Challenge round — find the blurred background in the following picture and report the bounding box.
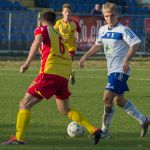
[0,0,150,57]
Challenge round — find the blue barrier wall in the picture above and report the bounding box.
[0,11,149,52]
[0,11,38,51]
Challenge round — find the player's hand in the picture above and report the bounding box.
[123,58,129,73]
[20,63,29,73]
[79,55,86,68]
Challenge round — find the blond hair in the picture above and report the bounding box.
[62,3,71,10]
[102,2,118,14]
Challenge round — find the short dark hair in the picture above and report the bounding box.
[62,3,71,10]
[42,10,56,24]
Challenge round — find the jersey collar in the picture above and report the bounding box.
[62,18,71,24]
[108,22,119,30]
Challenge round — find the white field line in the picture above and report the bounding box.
[0,68,38,71]
[0,68,149,71]
[0,68,150,81]
[0,73,150,81]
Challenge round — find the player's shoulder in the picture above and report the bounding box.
[34,26,42,34]
[100,24,107,29]
[70,19,78,24]
[35,25,45,30]
[99,24,107,31]
[117,23,132,33]
[70,19,80,29]
[56,19,62,23]
[34,26,46,35]
[117,23,126,28]
[55,19,63,25]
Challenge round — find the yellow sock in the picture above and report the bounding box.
[68,108,96,134]
[16,109,31,142]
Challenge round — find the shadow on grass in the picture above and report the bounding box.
[22,131,150,149]
[142,96,150,98]
[1,124,150,150]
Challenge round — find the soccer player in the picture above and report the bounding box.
[54,3,81,85]
[1,11,101,145]
[79,2,150,138]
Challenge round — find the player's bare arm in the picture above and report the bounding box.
[79,44,102,68]
[123,43,141,73]
[20,35,42,73]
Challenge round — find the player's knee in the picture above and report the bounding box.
[19,99,28,109]
[115,98,126,107]
[103,96,113,106]
[19,95,36,109]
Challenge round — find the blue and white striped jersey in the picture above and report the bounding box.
[95,23,141,75]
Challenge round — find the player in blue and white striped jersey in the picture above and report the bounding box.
[79,2,150,138]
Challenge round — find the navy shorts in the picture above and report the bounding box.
[105,73,129,95]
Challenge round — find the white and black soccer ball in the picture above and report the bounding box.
[67,121,84,137]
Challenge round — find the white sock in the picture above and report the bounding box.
[101,106,115,133]
[123,100,146,124]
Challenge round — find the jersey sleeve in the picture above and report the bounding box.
[123,27,141,47]
[34,27,42,36]
[54,20,60,31]
[95,28,103,45]
[73,20,81,33]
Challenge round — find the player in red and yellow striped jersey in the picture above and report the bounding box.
[1,11,101,145]
[54,3,81,85]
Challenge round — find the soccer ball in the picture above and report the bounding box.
[67,121,84,137]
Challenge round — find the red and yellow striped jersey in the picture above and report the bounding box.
[34,25,72,79]
[54,19,81,52]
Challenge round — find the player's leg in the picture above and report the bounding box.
[56,98,98,134]
[69,51,75,85]
[1,93,42,145]
[115,94,150,137]
[101,90,115,138]
[70,69,75,85]
[1,74,45,145]
[55,75,101,144]
[15,74,46,143]
[101,73,120,138]
[55,98,101,144]
[16,93,42,142]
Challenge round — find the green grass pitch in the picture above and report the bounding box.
[0,59,150,150]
